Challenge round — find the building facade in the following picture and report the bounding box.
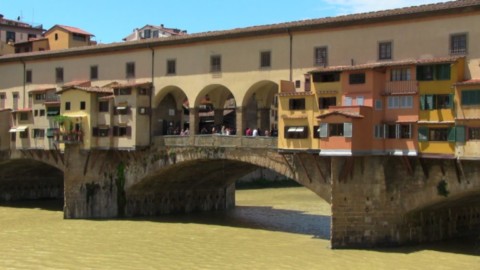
[0,0,479,159]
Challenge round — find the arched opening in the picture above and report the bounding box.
[153,86,189,136]
[0,159,64,203]
[242,81,278,136]
[194,84,236,135]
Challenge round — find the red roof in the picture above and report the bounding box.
[46,24,94,36]
[62,80,91,88]
[111,81,152,89]
[317,110,364,119]
[29,85,56,93]
[57,86,113,94]
[455,79,480,86]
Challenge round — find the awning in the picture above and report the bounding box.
[16,126,28,132]
[117,106,127,110]
[9,126,28,132]
[47,109,59,115]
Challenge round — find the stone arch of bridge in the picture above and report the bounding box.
[126,147,331,205]
[153,85,189,136]
[242,80,279,134]
[0,158,64,202]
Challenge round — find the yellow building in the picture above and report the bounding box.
[44,25,95,51]
[454,80,480,159]
[417,57,465,157]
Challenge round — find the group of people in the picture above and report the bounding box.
[245,127,272,137]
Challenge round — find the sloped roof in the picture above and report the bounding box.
[1,0,478,62]
[454,79,480,86]
[57,86,113,94]
[45,24,94,36]
[317,110,364,119]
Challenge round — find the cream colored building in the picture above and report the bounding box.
[0,1,479,155]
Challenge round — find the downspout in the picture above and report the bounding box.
[287,29,293,81]
[149,46,155,146]
[20,58,26,108]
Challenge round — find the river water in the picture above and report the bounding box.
[0,187,478,269]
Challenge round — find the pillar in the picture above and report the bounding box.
[189,107,199,135]
[258,107,270,135]
[236,106,246,136]
[214,109,223,127]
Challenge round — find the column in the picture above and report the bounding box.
[236,106,245,136]
[188,107,199,135]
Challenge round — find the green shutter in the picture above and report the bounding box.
[435,64,451,80]
[455,126,466,143]
[420,95,426,110]
[448,94,454,109]
[448,127,456,142]
[426,95,434,110]
[418,126,429,141]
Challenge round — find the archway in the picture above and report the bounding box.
[0,159,64,202]
[194,84,236,135]
[153,86,189,136]
[242,81,278,136]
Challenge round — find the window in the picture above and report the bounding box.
[417,64,450,81]
[420,94,453,110]
[153,30,159,38]
[33,129,45,138]
[390,68,410,81]
[288,98,305,110]
[19,130,28,139]
[26,70,32,83]
[419,127,459,142]
[167,59,176,75]
[65,102,71,111]
[211,55,221,73]
[260,51,271,68]
[318,97,336,109]
[461,89,480,106]
[114,106,130,115]
[34,110,38,116]
[80,101,86,110]
[314,47,328,66]
[126,62,135,78]
[114,88,132,95]
[99,101,109,112]
[113,126,131,137]
[329,124,344,136]
[20,112,28,121]
[54,33,58,40]
[90,65,98,80]
[388,96,413,109]
[450,33,467,54]
[385,124,412,139]
[375,100,383,110]
[378,41,392,60]
[144,29,151,38]
[429,128,449,141]
[312,72,340,82]
[72,33,86,41]
[92,127,110,137]
[356,96,364,106]
[6,31,15,42]
[47,106,60,116]
[374,125,384,139]
[284,126,308,139]
[349,73,365,84]
[35,93,46,100]
[138,88,149,95]
[39,109,45,116]
[469,127,480,140]
[55,67,64,83]
[344,97,352,106]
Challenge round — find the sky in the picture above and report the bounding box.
[1,0,447,44]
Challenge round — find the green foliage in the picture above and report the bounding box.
[53,115,70,126]
[437,179,450,197]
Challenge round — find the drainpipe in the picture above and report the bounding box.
[287,29,293,81]
[20,58,26,108]
[149,46,155,146]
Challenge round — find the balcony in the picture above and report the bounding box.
[384,81,418,95]
[45,94,60,103]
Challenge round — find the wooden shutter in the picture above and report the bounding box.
[344,123,352,138]
[455,126,465,143]
[418,126,428,141]
[320,123,328,138]
[92,127,98,137]
[448,127,456,142]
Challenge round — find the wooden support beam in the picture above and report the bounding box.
[83,151,91,176]
[401,156,414,176]
[313,155,327,183]
[418,157,429,178]
[339,157,355,182]
[49,150,58,164]
[454,159,465,183]
[294,153,313,183]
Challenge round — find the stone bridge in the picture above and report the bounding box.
[1,136,480,248]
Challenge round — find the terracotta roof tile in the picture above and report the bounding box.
[1,1,478,62]
[317,110,364,119]
[62,80,91,88]
[47,25,94,36]
[57,86,113,94]
[455,79,480,86]
[278,91,315,97]
[111,81,152,89]
[28,85,57,93]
